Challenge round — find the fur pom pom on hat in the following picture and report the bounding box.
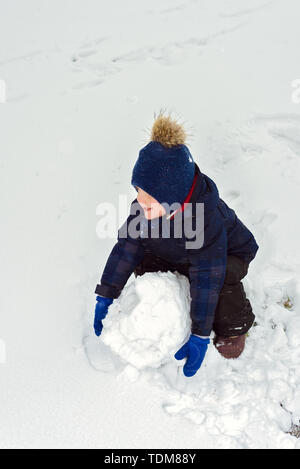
[150,112,187,148]
[131,112,195,207]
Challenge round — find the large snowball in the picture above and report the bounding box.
[101,272,191,369]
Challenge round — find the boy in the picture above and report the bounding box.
[94,112,259,377]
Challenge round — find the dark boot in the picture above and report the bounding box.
[213,334,246,359]
[213,255,255,339]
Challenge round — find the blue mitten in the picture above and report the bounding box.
[174,335,210,377]
[94,296,113,337]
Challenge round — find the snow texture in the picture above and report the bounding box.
[101,272,191,370]
[1,0,300,450]
[91,271,300,449]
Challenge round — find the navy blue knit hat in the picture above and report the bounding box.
[131,114,195,206]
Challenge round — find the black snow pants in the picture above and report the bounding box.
[134,254,255,338]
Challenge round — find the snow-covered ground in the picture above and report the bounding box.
[1,0,300,449]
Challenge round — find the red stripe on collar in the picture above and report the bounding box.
[168,171,198,221]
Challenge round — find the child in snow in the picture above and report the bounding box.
[94,112,259,377]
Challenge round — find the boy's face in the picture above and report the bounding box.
[137,187,166,220]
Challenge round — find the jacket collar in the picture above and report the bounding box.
[167,165,199,220]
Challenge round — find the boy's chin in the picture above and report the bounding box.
[144,211,162,220]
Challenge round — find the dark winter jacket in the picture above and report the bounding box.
[95,164,259,336]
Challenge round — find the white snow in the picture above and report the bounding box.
[1,0,300,449]
[93,270,300,449]
[101,272,191,370]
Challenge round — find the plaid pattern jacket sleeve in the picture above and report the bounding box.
[95,201,144,299]
[188,210,228,337]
